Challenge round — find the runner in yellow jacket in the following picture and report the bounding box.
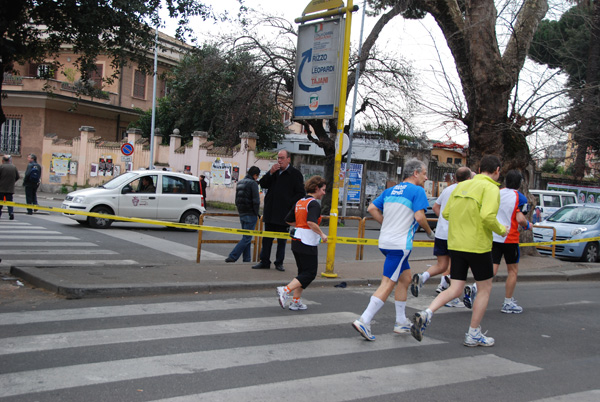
[411,155,508,347]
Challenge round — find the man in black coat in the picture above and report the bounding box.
[252,150,305,271]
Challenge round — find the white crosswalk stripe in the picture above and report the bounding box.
[0,218,140,266]
[0,295,575,401]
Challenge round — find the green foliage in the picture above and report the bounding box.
[541,159,560,173]
[0,0,245,126]
[128,97,177,143]
[359,122,417,142]
[131,44,285,150]
[60,184,69,194]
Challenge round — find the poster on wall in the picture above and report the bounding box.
[50,153,72,176]
[232,166,240,182]
[105,158,113,177]
[114,165,121,176]
[90,163,99,177]
[126,162,133,172]
[69,161,78,175]
[339,162,363,204]
[211,158,227,186]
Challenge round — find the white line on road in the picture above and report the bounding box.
[0,334,444,398]
[154,354,541,402]
[0,250,118,255]
[0,312,357,355]
[0,230,62,234]
[0,297,309,325]
[0,242,98,247]
[0,235,80,240]
[1,259,138,267]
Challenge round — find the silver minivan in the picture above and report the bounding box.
[530,190,578,222]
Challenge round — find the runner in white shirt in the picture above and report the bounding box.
[410,167,473,307]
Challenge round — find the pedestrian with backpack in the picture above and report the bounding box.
[24,153,41,215]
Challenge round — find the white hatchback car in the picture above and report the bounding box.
[62,170,206,228]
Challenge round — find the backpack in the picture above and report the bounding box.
[29,165,41,183]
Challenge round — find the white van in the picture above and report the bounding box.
[530,190,578,222]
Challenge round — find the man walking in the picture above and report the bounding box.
[252,150,304,272]
[23,153,42,215]
[411,155,507,347]
[0,155,20,220]
[352,159,435,341]
[226,166,261,263]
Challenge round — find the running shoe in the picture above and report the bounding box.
[276,286,289,309]
[501,298,523,314]
[463,284,477,309]
[410,310,431,342]
[393,321,412,334]
[436,275,451,294]
[410,273,423,297]
[289,300,308,311]
[352,319,375,341]
[445,298,465,308]
[464,328,495,347]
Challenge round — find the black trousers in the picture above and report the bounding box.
[259,222,288,266]
[24,184,38,213]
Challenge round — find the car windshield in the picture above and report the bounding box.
[548,206,600,225]
[99,172,138,189]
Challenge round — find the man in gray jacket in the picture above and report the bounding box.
[0,155,20,220]
[226,166,261,263]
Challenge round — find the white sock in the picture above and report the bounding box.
[504,297,513,304]
[468,326,480,335]
[440,275,449,286]
[421,271,431,284]
[425,308,433,319]
[360,296,385,324]
[395,300,408,324]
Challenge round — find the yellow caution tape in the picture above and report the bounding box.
[2,201,596,248]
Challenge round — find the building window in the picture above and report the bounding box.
[28,63,55,79]
[454,158,462,165]
[0,118,21,154]
[299,144,310,151]
[133,70,146,99]
[446,157,453,163]
[380,150,388,161]
[88,64,103,89]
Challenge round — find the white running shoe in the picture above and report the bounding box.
[393,321,412,334]
[410,273,423,297]
[445,298,465,308]
[501,298,523,314]
[464,327,495,347]
[463,284,477,309]
[352,319,375,341]
[276,286,289,309]
[289,300,308,311]
[436,275,450,294]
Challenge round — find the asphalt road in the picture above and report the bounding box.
[0,282,598,401]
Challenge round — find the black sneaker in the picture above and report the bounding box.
[9,214,14,220]
[225,257,236,263]
[252,262,270,269]
[275,264,285,272]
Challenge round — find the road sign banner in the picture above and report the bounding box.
[293,18,345,119]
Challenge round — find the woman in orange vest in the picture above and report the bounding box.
[276,176,328,310]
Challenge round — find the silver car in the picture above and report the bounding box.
[533,204,600,263]
[61,170,206,228]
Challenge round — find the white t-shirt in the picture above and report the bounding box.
[434,183,458,240]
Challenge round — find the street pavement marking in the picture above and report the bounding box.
[0,334,445,398]
[154,355,541,402]
[0,226,46,229]
[0,241,98,247]
[93,228,225,261]
[0,235,80,240]
[0,312,358,355]
[0,259,138,267]
[0,230,62,234]
[0,297,313,325]
[0,249,118,255]
[531,390,600,401]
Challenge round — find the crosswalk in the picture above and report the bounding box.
[0,215,226,267]
[1,294,596,401]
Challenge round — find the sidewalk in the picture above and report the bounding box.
[3,189,600,298]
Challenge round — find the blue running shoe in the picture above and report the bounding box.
[410,310,431,342]
[464,327,495,347]
[410,273,423,297]
[393,321,412,334]
[352,319,375,341]
[463,284,477,309]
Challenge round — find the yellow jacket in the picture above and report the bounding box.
[442,174,507,253]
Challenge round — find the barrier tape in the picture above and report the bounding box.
[1,201,596,248]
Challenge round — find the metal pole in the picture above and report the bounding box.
[149,26,159,169]
[342,0,367,220]
[323,0,355,278]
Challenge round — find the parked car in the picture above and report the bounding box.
[61,170,206,229]
[530,190,578,222]
[533,203,600,262]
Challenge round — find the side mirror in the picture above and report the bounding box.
[122,185,133,194]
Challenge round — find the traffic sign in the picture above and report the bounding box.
[121,143,134,156]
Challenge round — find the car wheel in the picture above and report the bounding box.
[77,220,90,227]
[88,206,113,229]
[180,210,200,227]
[581,242,599,263]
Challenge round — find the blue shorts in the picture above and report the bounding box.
[380,248,411,282]
[433,238,449,256]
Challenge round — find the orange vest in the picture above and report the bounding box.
[295,197,322,228]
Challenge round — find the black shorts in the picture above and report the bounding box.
[433,238,449,256]
[449,250,494,281]
[492,242,520,265]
